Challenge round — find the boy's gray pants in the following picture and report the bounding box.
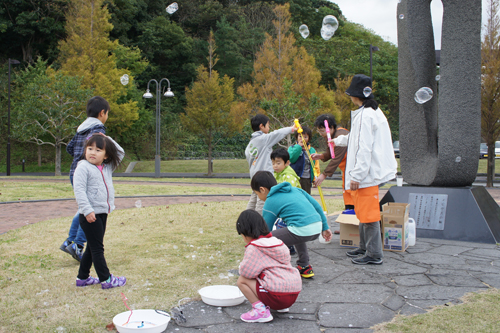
[359,222,384,259]
[271,227,319,267]
[246,192,264,215]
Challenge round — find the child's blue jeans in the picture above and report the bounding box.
[68,176,87,246]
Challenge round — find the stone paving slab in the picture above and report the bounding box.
[318,303,394,328]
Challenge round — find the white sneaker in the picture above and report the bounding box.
[277,308,289,313]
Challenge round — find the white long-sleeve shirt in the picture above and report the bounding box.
[333,106,397,190]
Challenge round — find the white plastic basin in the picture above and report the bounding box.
[113,309,171,333]
[198,285,246,307]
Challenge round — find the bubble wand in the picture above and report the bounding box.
[294,119,328,214]
[324,120,335,159]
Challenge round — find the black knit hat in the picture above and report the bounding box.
[345,74,374,99]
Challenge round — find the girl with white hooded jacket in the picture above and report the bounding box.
[333,74,397,265]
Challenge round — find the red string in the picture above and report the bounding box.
[120,292,133,325]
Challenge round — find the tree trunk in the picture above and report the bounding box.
[487,144,495,187]
[207,142,213,176]
[38,145,42,167]
[55,143,62,176]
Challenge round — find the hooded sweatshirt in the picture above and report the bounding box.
[67,117,106,178]
[333,106,397,189]
[239,234,302,293]
[274,165,301,188]
[73,137,124,216]
[245,127,293,178]
[262,182,328,236]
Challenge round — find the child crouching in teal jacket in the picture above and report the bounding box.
[251,171,333,278]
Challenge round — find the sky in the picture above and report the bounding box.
[332,0,490,49]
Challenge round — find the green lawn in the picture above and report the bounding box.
[132,158,498,175]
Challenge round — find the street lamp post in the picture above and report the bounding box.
[7,58,20,176]
[369,44,379,81]
[143,78,174,178]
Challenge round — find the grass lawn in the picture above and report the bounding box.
[0,179,345,202]
[132,158,500,175]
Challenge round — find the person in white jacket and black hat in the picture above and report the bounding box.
[332,74,397,265]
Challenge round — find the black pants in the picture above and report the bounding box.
[78,213,110,282]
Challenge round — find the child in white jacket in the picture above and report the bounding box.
[333,74,397,265]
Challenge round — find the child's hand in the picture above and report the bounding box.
[86,212,96,223]
[322,229,333,242]
[314,173,326,187]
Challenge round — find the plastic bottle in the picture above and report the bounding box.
[407,217,416,246]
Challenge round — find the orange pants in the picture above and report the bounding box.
[350,185,380,223]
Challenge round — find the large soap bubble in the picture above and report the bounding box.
[322,15,339,32]
[166,2,178,14]
[299,24,309,39]
[321,25,335,40]
[363,87,372,98]
[414,87,433,104]
[120,74,129,86]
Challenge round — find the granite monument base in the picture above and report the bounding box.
[380,186,500,244]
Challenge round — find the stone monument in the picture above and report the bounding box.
[381,0,500,244]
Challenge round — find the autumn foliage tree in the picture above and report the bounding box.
[182,31,240,176]
[481,0,500,187]
[232,3,338,143]
[58,0,139,133]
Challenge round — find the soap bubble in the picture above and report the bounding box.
[199,228,203,234]
[173,245,178,249]
[321,25,335,41]
[414,87,433,104]
[120,74,129,85]
[435,75,441,81]
[166,2,178,14]
[398,0,402,3]
[135,200,142,208]
[399,14,405,19]
[455,156,461,162]
[299,24,309,39]
[363,87,372,97]
[322,15,339,32]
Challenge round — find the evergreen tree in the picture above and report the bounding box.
[232,3,338,136]
[181,31,240,176]
[58,0,139,133]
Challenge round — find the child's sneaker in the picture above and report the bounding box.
[297,264,314,278]
[76,276,100,287]
[59,240,72,254]
[277,308,289,313]
[101,274,126,290]
[66,242,83,262]
[240,307,273,323]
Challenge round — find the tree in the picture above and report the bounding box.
[58,0,139,134]
[332,75,353,129]
[12,59,92,175]
[0,0,68,63]
[481,0,500,187]
[232,3,338,138]
[181,31,240,176]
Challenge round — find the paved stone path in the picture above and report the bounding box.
[2,178,500,332]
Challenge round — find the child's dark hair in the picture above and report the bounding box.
[271,148,290,163]
[314,114,337,130]
[294,125,312,141]
[250,171,277,192]
[361,97,379,110]
[236,210,270,239]
[251,114,269,132]
[87,96,110,118]
[82,134,122,170]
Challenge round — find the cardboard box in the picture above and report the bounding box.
[381,202,410,252]
[336,213,360,248]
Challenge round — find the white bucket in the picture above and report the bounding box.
[407,217,416,246]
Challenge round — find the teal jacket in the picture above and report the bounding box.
[262,182,328,233]
[288,144,318,183]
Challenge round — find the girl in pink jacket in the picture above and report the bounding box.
[236,210,302,323]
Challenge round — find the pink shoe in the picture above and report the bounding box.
[240,306,273,323]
